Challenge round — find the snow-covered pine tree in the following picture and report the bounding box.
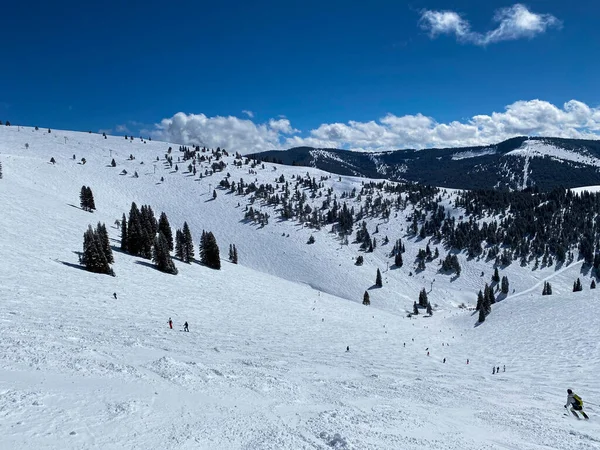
[152,232,178,274]
[363,291,370,306]
[375,269,382,287]
[158,212,173,251]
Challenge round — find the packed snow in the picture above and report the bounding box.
[1,126,599,449]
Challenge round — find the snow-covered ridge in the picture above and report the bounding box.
[451,147,497,160]
[506,139,600,166]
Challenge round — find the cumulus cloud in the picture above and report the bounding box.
[151,112,299,154]
[420,4,561,46]
[115,124,130,133]
[152,100,600,154]
[242,110,254,118]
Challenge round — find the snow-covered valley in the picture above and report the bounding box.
[1,126,599,449]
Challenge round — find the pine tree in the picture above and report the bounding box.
[478,306,486,323]
[363,291,370,306]
[80,186,87,210]
[120,213,128,252]
[200,230,220,269]
[492,267,500,283]
[96,222,113,263]
[152,232,178,274]
[419,288,428,308]
[0,160,3,179]
[591,280,596,289]
[81,225,114,275]
[182,222,194,263]
[394,252,403,268]
[157,212,173,251]
[573,278,583,292]
[232,244,238,264]
[355,255,364,266]
[501,276,509,294]
[175,229,184,260]
[426,302,433,315]
[127,202,143,256]
[111,158,116,167]
[375,268,382,287]
[476,290,484,310]
[413,301,419,315]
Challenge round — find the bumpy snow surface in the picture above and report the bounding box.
[1,126,599,449]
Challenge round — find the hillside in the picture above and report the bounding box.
[1,126,600,449]
[250,137,600,191]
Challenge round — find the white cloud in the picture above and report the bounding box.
[242,110,254,118]
[152,100,600,153]
[420,4,561,46]
[151,112,299,154]
[115,124,130,133]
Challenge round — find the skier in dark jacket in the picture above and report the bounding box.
[184,321,189,332]
[565,389,589,419]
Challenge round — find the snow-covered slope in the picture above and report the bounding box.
[1,126,600,449]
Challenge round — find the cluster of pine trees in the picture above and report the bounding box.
[228,244,238,264]
[81,223,114,275]
[542,281,553,295]
[476,284,495,322]
[199,231,221,269]
[79,186,96,212]
[441,254,461,275]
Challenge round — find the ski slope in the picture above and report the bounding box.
[1,126,600,449]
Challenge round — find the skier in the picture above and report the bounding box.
[503,365,505,372]
[493,367,496,375]
[113,292,117,299]
[565,389,589,419]
[168,318,173,329]
[183,321,189,332]
[443,358,446,363]
[467,359,469,364]
[346,346,349,352]
[497,366,500,373]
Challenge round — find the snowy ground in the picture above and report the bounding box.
[1,126,599,449]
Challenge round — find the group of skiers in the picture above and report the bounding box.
[168,317,189,332]
[492,365,505,374]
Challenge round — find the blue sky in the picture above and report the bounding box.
[1,0,599,151]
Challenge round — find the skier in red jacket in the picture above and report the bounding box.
[168,318,173,329]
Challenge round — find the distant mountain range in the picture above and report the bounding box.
[249,137,600,191]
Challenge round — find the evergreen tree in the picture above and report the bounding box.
[501,276,509,294]
[152,232,178,274]
[182,222,194,263]
[419,288,428,308]
[363,291,370,306]
[426,302,433,315]
[127,202,143,256]
[120,213,128,252]
[81,225,113,275]
[232,244,238,264]
[355,255,364,266]
[80,186,95,212]
[476,290,484,310]
[478,306,486,323]
[0,160,2,179]
[394,252,403,268]
[375,268,382,287]
[175,229,184,260]
[413,301,419,315]
[492,267,500,283]
[200,230,221,269]
[111,158,116,167]
[573,278,583,292]
[591,280,596,289]
[157,212,173,251]
[96,222,113,263]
